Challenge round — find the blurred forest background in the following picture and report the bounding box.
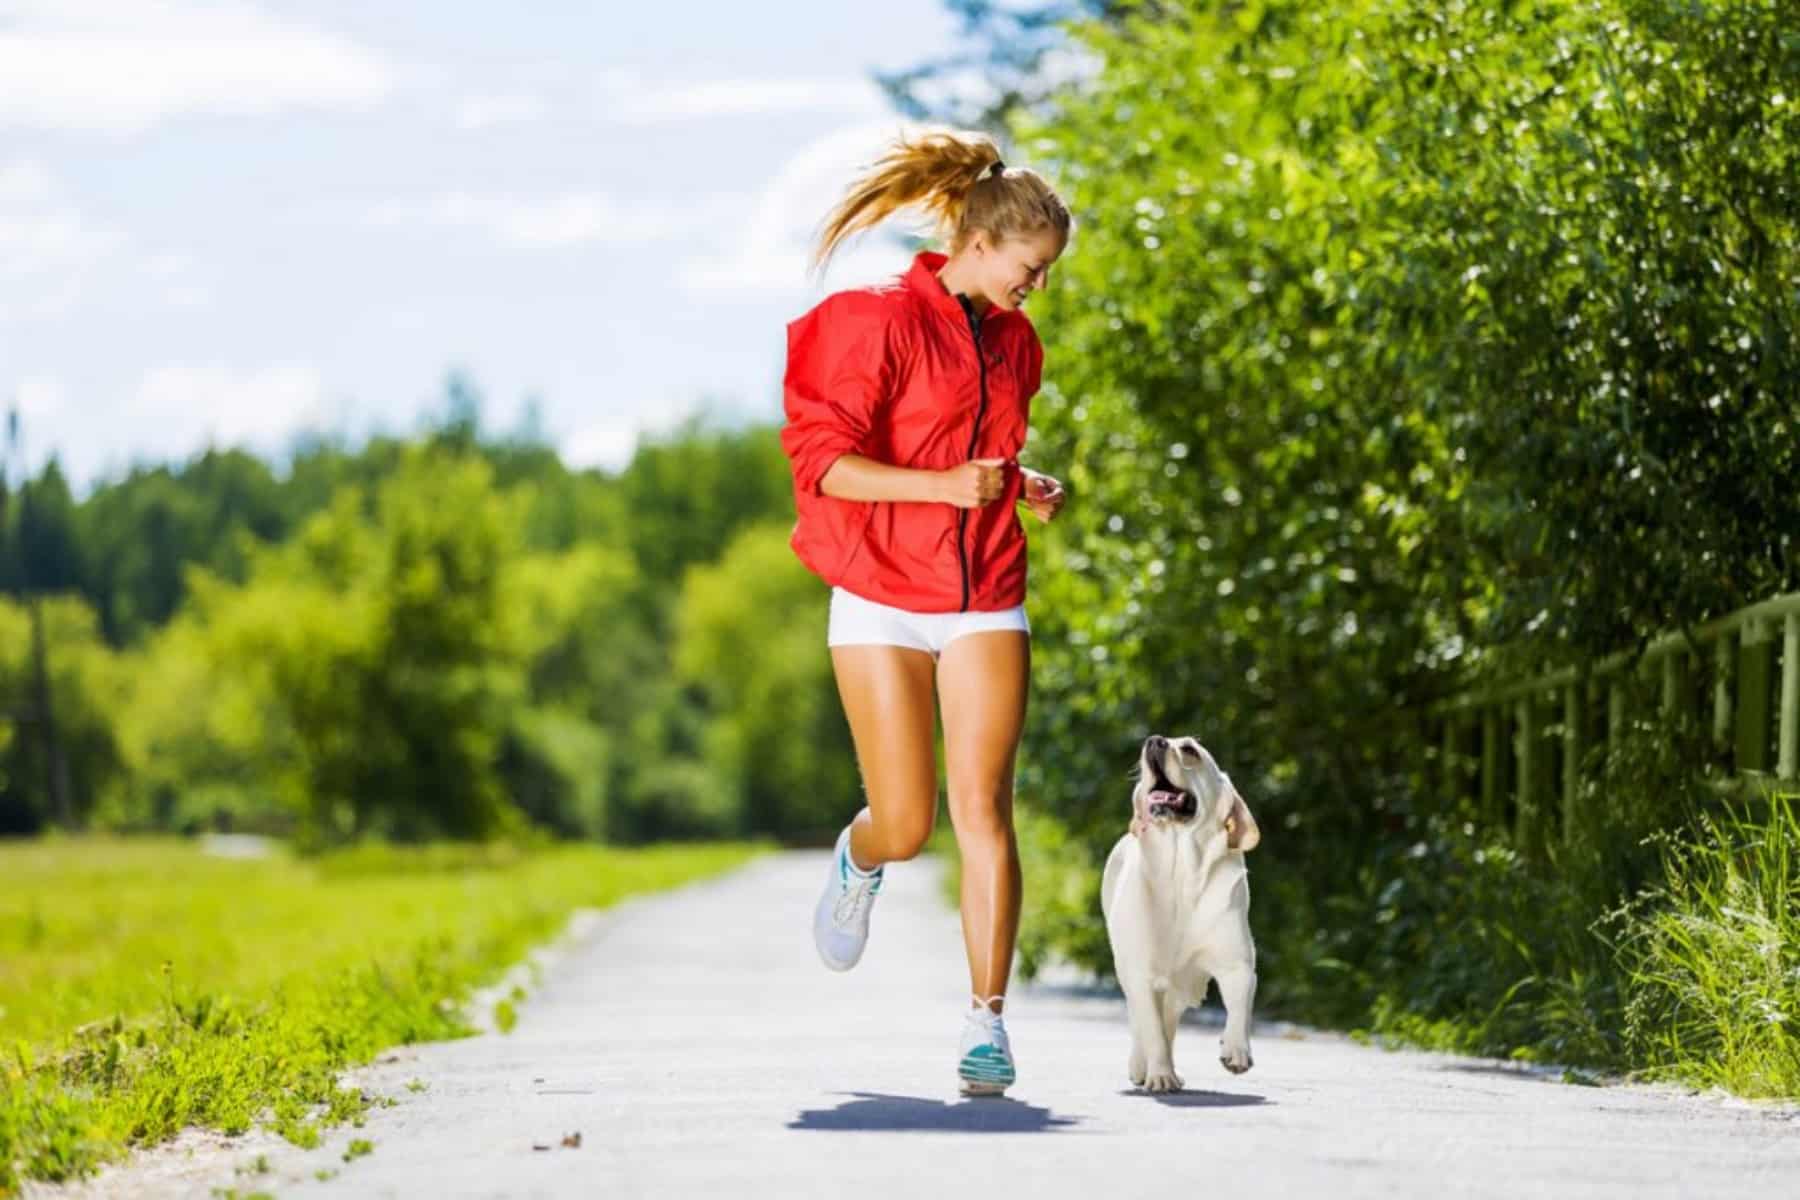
[4,0,1796,1081]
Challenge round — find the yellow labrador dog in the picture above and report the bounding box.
[1100,733,1260,1092]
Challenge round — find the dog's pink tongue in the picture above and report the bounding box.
[1149,789,1184,806]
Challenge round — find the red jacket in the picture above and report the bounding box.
[779,250,1043,613]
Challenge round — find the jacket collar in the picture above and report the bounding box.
[903,249,1020,335]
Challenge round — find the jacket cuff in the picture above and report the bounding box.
[795,434,861,498]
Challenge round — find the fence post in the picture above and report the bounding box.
[1739,619,1775,774]
[1516,697,1536,850]
[1482,707,1499,824]
[1563,679,1582,846]
[1713,636,1734,754]
[1781,612,1798,782]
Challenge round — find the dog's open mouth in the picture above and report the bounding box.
[1146,763,1197,820]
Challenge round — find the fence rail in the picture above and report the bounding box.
[1429,591,1800,849]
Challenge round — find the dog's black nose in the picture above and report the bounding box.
[1144,734,1165,753]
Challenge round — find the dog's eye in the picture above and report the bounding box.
[1177,744,1197,761]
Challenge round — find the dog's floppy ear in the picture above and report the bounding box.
[1223,776,1260,852]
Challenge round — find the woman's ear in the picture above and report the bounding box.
[1223,776,1260,852]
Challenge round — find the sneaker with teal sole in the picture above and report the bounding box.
[958,1001,1016,1096]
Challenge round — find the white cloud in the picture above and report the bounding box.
[128,362,329,450]
[0,160,212,318]
[559,424,642,474]
[602,75,890,123]
[136,249,208,309]
[368,189,711,250]
[677,119,931,296]
[0,159,127,318]
[14,362,331,492]
[454,93,546,131]
[560,395,708,474]
[14,373,65,423]
[0,0,395,133]
[139,251,192,279]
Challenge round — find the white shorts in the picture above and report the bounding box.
[827,585,1029,660]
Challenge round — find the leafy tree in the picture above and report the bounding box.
[613,415,796,611]
[0,596,126,833]
[875,0,1129,130]
[915,0,1800,992]
[672,521,862,841]
[128,447,532,844]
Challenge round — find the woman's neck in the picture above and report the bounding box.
[934,256,989,317]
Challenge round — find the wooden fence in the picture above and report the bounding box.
[1430,591,1799,848]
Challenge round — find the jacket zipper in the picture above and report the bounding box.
[956,296,987,613]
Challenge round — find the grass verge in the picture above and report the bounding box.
[0,835,767,1193]
[1617,789,1800,1097]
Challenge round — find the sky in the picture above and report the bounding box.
[0,0,992,495]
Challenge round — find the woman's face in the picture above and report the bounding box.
[974,227,1065,314]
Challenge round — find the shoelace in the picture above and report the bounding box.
[832,863,882,927]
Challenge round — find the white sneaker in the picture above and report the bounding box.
[958,1000,1016,1095]
[813,825,883,971]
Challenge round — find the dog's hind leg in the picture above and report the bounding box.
[1215,960,1255,1075]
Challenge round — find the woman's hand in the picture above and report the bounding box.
[938,457,1011,508]
[1020,466,1066,523]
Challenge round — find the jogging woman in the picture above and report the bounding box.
[778,127,1072,1096]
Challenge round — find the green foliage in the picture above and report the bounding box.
[671,521,862,841]
[1618,786,1800,1097]
[933,0,1800,1094]
[72,450,287,644]
[614,417,795,610]
[119,446,531,844]
[920,1,1798,1100]
[0,596,129,835]
[0,835,766,1191]
[4,459,82,596]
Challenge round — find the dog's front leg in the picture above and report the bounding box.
[1123,980,1182,1092]
[1215,960,1256,1074]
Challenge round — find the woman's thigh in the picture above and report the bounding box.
[936,630,1030,836]
[829,643,940,847]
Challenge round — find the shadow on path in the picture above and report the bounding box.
[1434,1062,1582,1085]
[1116,1088,1268,1108]
[788,1092,1085,1133]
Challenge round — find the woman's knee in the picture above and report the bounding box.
[949,784,1015,844]
[870,806,935,861]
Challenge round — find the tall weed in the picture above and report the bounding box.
[1616,786,1800,1098]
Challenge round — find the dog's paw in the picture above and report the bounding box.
[1219,1040,1253,1074]
[1142,1066,1184,1093]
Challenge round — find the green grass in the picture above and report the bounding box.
[1617,789,1800,1098]
[0,835,767,1193]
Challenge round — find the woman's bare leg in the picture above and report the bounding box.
[829,644,940,869]
[935,630,1029,1013]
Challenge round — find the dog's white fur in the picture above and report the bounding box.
[1100,734,1260,1092]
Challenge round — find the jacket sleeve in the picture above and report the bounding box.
[780,294,894,499]
[1021,322,1044,401]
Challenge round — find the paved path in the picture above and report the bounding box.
[36,851,1800,1199]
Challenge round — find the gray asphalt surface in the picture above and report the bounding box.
[34,850,1800,1199]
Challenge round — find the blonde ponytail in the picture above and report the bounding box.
[810,126,1072,277]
